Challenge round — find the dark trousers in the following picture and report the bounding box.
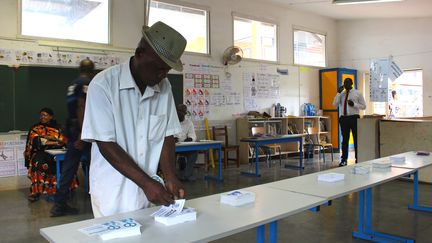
[177,151,198,178]
[54,140,90,203]
[339,115,359,162]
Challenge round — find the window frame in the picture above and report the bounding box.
[17,0,112,46]
[293,26,327,68]
[232,12,279,64]
[146,0,211,56]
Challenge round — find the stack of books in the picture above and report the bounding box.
[220,190,256,206]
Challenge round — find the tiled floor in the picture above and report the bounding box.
[1,153,432,242]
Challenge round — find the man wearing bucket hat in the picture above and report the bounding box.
[80,21,187,217]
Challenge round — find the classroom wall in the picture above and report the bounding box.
[336,17,432,116]
[0,0,338,138]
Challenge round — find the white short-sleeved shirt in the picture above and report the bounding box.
[81,58,181,217]
[174,118,196,142]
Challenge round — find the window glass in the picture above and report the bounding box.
[148,1,209,54]
[233,16,277,62]
[294,30,326,67]
[21,0,109,44]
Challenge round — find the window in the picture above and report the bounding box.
[148,1,209,54]
[233,16,277,62]
[20,0,110,44]
[390,70,423,118]
[293,29,326,67]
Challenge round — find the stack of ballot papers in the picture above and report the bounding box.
[317,173,345,182]
[220,190,256,206]
[151,199,196,226]
[79,218,141,241]
[372,160,392,168]
[389,156,406,164]
[351,165,370,174]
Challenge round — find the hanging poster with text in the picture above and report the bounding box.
[0,140,26,177]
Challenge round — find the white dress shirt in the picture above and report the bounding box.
[81,59,181,217]
[333,89,366,117]
[175,118,197,142]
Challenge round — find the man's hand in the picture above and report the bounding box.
[142,179,175,206]
[165,178,185,200]
[174,137,179,143]
[348,100,354,107]
[184,137,193,142]
[337,86,345,93]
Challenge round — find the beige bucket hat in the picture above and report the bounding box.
[142,21,187,72]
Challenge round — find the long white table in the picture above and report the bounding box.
[40,185,327,243]
[382,151,432,213]
[266,162,415,243]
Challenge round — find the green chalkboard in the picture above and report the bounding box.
[0,65,183,132]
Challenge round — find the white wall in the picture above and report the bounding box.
[337,17,432,115]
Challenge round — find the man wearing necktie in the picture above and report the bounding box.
[333,78,366,167]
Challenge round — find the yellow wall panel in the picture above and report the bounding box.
[321,71,337,110]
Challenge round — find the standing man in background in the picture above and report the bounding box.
[174,104,198,182]
[81,21,186,217]
[51,59,95,217]
[333,77,366,167]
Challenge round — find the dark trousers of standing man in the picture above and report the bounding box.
[54,129,90,204]
[339,114,360,163]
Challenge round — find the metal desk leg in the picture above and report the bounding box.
[241,143,261,177]
[353,188,414,242]
[256,225,265,243]
[204,146,224,182]
[408,170,432,212]
[269,221,278,243]
[55,156,61,189]
[284,139,304,170]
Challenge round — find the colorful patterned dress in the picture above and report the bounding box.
[24,122,78,199]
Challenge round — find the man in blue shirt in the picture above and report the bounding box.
[51,59,95,217]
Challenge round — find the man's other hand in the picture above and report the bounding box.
[143,179,175,206]
[165,178,185,200]
[337,86,345,93]
[184,137,193,142]
[348,100,354,107]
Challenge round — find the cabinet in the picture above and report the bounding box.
[319,68,357,149]
[236,116,332,164]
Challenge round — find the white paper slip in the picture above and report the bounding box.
[318,173,345,182]
[372,160,392,168]
[154,207,197,226]
[390,156,406,164]
[79,218,141,241]
[220,190,256,206]
[151,199,185,217]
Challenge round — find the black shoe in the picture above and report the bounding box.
[338,161,347,167]
[50,202,79,217]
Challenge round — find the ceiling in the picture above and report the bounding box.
[258,0,432,20]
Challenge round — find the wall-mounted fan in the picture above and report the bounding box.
[222,46,243,66]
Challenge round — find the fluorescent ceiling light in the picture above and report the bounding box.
[333,0,403,5]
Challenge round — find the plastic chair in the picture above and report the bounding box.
[212,126,240,168]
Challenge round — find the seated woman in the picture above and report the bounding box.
[24,108,78,202]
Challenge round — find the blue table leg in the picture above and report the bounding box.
[353,188,414,242]
[269,221,277,243]
[284,138,304,170]
[218,147,223,181]
[55,156,62,189]
[256,225,265,243]
[408,170,432,212]
[241,143,261,177]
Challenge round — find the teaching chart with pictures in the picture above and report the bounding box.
[183,62,241,129]
[243,72,280,111]
[0,140,26,177]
